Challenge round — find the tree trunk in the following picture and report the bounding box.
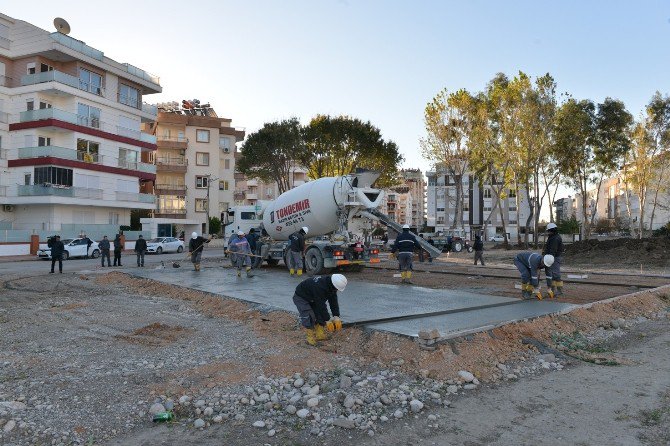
[648,164,666,231]
[589,175,604,232]
[638,187,646,239]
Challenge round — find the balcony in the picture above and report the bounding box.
[233,190,246,200]
[122,63,160,85]
[246,179,258,187]
[115,191,156,203]
[156,135,188,149]
[118,159,156,174]
[153,209,187,219]
[234,172,246,181]
[0,75,11,87]
[18,184,103,199]
[156,157,188,173]
[155,184,187,195]
[21,70,104,97]
[50,33,104,61]
[142,102,158,116]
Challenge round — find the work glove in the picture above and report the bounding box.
[326,319,335,332]
[326,317,343,332]
[533,287,543,300]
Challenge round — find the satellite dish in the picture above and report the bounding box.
[53,17,71,35]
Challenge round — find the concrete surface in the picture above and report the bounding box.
[129,267,575,338]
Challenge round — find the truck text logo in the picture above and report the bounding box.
[271,199,311,225]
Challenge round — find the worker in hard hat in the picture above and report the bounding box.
[189,232,211,272]
[228,230,253,277]
[288,226,309,276]
[292,274,348,346]
[543,222,564,297]
[391,224,421,284]
[513,252,555,300]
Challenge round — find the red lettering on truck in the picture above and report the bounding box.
[277,199,310,221]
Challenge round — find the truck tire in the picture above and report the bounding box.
[304,247,332,276]
[452,241,463,253]
[266,259,279,267]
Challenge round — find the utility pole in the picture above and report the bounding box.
[205,175,219,235]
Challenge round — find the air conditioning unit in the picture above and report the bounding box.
[222,147,230,153]
[3,205,14,212]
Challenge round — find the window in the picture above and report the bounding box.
[196,176,209,188]
[195,198,208,212]
[224,159,230,169]
[40,63,53,73]
[39,101,52,109]
[219,180,229,190]
[240,212,257,220]
[158,195,185,211]
[75,173,101,189]
[27,63,36,75]
[34,166,73,186]
[119,84,140,108]
[463,204,469,211]
[428,177,436,186]
[196,129,210,143]
[24,173,31,185]
[116,179,137,193]
[219,136,230,150]
[26,100,34,111]
[77,103,101,128]
[77,139,100,163]
[484,206,492,212]
[436,207,445,212]
[509,189,517,198]
[79,68,103,95]
[509,220,517,225]
[108,213,120,225]
[118,148,138,169]
[509,206,517,211]
[38,136,51,147]
[484,188,492,198]
[195,152,209,166]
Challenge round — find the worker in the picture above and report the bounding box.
[48,235,65,274]
[292,274,348,346]
[514,252,554,300]
[229,230,253,277]
[288,226,308,276]
[189,232,211,272]
[391,224,421,284]
[543,222,564,297]
[473,235,485,266]
[247,228,259,256]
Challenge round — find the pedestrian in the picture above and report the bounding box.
[292,274,348,346]
[99,235,111,267]
[189,232,211,272]
[83,234,92,259]
[134,234,147,267]
[247,228,259,255]
[513,252,554,300]
[391,224,421,284]
[473,235,485,266]
[543,222,564,297]
[228,230,252,277]
[113,234,123,266]
[49,235,65,274]
[288,226,308,276]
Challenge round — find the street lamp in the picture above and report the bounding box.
[205,174,220,235]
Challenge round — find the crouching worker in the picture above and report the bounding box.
[292,274,348,346]
[189,232,211,271]
[543,222,564,297]
[514,252,554,300]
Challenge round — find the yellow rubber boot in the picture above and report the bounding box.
[297,269,303,276]
[290,269,295,275]
[315,324,329,341]
[305,328,317,346]
[236,269,241,277]
[554,280,564,296]
[405,271,413,284]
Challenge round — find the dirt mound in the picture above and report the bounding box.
[116,322,193,346]
[564,236,670,267]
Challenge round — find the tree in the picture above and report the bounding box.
[303,115,403,187]
[236,118,307,194]
[557,215,581,235]
[208,217,221,235]
[644,93,670,231]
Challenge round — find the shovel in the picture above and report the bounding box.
[172,241,207,268]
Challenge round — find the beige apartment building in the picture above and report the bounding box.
[233,164,308,206]
[379,169,426,229]
[140,103,244,237]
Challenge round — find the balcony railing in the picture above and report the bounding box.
[117,93,141,109]
[17,146,157,173]
[122,63,160,85]
[18,184,103,199]
[156,156,187,166]
[154,209,187,215]
[20,70,105,96]
[142,102,158,115]
[157,136,188,143]
[118,159,156,174]
[115,191,156,203]
[50,33,104,61]
[155,183,187,192]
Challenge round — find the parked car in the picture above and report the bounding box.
[146,237,184,254]
[37,238,100,260]
[491,234,506,243]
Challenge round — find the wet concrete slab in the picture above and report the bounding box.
[129,267,574,338]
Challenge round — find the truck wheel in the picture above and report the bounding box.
[304,247,325,275]
[452,241,463,253]
[266,259,279,267]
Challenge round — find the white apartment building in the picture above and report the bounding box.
[233,165,308,206]
[426,168,531,240]
[377,169,426,229]
[140,103,245,237]
[0,14,160,231]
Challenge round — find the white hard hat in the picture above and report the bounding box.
[237,230,245,236]
[301,226,309,234]
[331,274,348,292]
[547,223,558,231]
[402,224,410,229]
[191,232,198,239]
[543,254,555,267]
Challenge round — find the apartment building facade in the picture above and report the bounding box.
[140,105,245,237]
[233,165,308,206]
[377,169,425,229]
[0,14,160,231]
[426,168,531,240]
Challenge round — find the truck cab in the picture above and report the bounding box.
[224,205,263,237]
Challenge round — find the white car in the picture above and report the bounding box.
[491,234,506,243]
[37,238,100,260]
[146,237,184,254]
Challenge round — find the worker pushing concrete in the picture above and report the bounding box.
[189,232,211,272]
[391,224,421,284]
[543,222,564,297]
[292,274,347,346]
[228,230,253,277]
[514,252,555,300]
[288,226,308,276]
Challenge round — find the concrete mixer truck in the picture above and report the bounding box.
[224,171,442,275]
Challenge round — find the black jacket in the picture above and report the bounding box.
[474,238,484,251]
[295,275,340,322]
[84,237,92,247]
[247,232,259,252]
[135,237,147,252]
[50,240,65,258]
[543,233,563,257]
[391,230,421,253]
[99,239,110,251]
[289,231,305,252]
[113,236,123,251]
[189,236,210,253]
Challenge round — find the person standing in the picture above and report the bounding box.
[292,274,348,346]
[391,224,421,284]
[543,222,564,297]
[473,235,485,266]
[134,234,147,267]
[247,228,259,255]
[189,232,210,272]
[99,235,111,267]
[83,234,93,259]
[113,234,123,267]
[49,235,65,274]
[228,230,252,277]
[288,226,308,276]
[514,252,554,300]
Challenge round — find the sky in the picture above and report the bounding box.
[4,0,670,216]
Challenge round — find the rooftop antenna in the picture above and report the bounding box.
[53,17,71,35]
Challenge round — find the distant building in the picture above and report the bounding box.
[378,169,425,229]
[553,196,576,223]
[233,164,309,207]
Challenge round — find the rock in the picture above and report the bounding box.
[418,330,432,340]
[506,374,518,380]
[394,409,404,419]
[177,395,190,404]
[164,400,174,411]
[253,421,266,428]
[391,359,405,366]
[3,419,16,433]
[458,370,475,382]
[332,418,356,429]
[194,419,205,428]
[343,395,355,409]
[380,415,389,422]
[234,414,245,421]
[213,415,223,423]
[380,394,392,405]
[368,430,375,437]
[149,403,165,415]
[293,378,304,388]
[345,369,356,377]
[308,385,320,396]
[203,407,214,416]
[256,393,270,402]
[296,409,310,419]
[464,384,477,390]
[268,429,276,437]
[428,414,437,421]
[6,402,27,411]
[307,398,319,408]
[285,405,297,414]
[340,376,352,389]
[410,399,424,412]
[194,399,206,408]
[447,385,458,394]
[539,354,556,363]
